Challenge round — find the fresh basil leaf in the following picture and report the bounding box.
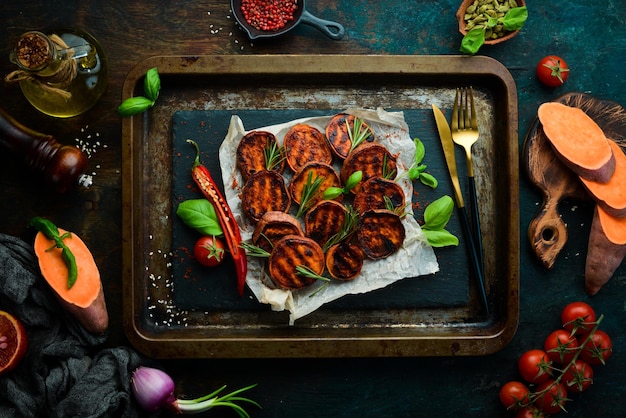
[176,199,223,236]
[344,170,363,192]
[487,17,498,28]
[460,26,486,55]
[414,138,425,165]
[323,187,344,200]
[117,96,154,117]
[144,67,161,102]
[419,172,438,189]
[423,195,454,231]
[423,229,459,247]
[502,6,528,31]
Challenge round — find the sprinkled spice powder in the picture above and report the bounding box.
[240,0,298,32]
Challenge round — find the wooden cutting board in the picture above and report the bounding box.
[523,92,626,269]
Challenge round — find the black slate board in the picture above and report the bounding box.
[171,109,470,313]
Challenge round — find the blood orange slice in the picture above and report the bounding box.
[0,310,28,375]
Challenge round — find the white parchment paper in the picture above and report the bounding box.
[219,108,439,324]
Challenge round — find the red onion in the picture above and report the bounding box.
[131,366,259,416]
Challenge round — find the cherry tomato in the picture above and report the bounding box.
[561,301,597,335]
[536,55,569,87]
[193,236,225,267]
[580,329,613,365]
[563,359,594,393]
[533,379,568,415]
[516,406,546,418]
[499,381,530,410]
[518,349,552,384]
[543,329,579,364]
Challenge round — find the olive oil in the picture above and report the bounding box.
[8,29,107,118]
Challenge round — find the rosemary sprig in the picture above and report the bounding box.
[264,141,285,171]
[295,265,330,282]
[322,206,360,252]
[295,171,326,218]
[383,195,410,219]
[239,241,271,258]
[382,153,397,180]
[347,117,373,153]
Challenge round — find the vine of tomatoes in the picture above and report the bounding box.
[499,302,612,417]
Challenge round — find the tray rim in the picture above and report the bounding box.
[121,54,520,358]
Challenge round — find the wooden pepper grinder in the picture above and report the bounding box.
[0,106,91,192]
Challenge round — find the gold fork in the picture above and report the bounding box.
[451,87,484,272]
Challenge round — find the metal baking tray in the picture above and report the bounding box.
[121,55,519,358]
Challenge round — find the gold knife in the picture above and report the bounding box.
[432,104,489,316]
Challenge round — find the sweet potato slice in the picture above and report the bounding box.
[283,124,333,173]
[538,102,615,183]
[325,242,364,281]
[34,229,108,334]
[325,113,376,160]
[304,200,347,247]
[353,177,406,215]
[236,130,284,181]
[252,211,303,253]
[579,140,626,217]
[340,143,397,194]
[585,206,626,295]
[357,209,405,259]
[289,161,342,207]
[268,235,325,290]
[241,170,291,223]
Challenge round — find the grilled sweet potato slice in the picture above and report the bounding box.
[268,235,325,290]
[353,177,406,215]
[289,161,342,207]
[357,209,405,259]
[236,130,284,181]
[241,170,291,223]
[325,113,376,159]
[283,124,333,173]
[325,242,364,281]
[340,143,397,194]
[252,211,304,253]
[304,200,347,247]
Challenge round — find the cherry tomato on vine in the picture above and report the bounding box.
[534,380,568,415]
[193,236,225,267]
[516,406,546,418]
[499,381,530,410]
[580,329,613,365]
[563,359,594,393]
[518,349,552,384]
[561,301,597,335]
[543,329,579,364]
[536,55,569,87]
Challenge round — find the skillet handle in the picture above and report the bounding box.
[300,10,345,40]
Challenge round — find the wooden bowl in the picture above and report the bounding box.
[456,0,526,45]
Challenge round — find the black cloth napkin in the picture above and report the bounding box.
[0,233,143,418]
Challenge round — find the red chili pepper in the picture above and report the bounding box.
[187,140,248,296]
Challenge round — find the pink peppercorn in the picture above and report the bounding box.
[240,0,298,32]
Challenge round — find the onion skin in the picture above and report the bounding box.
[131,366,180,413]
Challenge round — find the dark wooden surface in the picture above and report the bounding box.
[0,1,625,417]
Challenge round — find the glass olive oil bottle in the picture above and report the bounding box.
[6,29,107,118]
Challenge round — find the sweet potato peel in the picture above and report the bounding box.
[538,102,615,183]
[34,229,108,334]
[585,206,626,295]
